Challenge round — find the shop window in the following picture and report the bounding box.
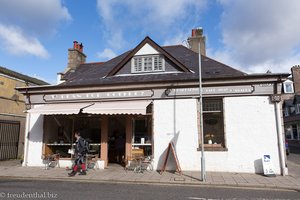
[43,115,101,158]
[132,116,152,156]
[201,98,225,151]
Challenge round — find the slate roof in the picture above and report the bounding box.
[0,66,49,85]
[59,37,248,87]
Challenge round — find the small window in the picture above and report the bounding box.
[154,56,163,71]
[284,107,290,117]
[296,104,300,114]
[292,124,298,140]
[132,55,165,73]
[144,57,152,72]
[133,57,142,72]
[283,82,294,93]
[290,106,296,115]
[201,98,225,150]
[285,126,292,139]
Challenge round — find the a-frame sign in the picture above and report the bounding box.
[160,142,182,175]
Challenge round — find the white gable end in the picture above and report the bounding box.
[135,43,159,56]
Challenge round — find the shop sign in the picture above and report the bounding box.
[166,85,254,96]
[43,90,153,102]
[262,155,276,177]
[270,94,281,102]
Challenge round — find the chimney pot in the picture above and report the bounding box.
[79,43,83,52]
[73,41,78,49]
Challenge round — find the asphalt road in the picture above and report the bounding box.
[0,179,299,200]
[287,153,300,179]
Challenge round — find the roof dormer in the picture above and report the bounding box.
[107,36,190,77]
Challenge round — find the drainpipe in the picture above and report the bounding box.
[272,93,287,176]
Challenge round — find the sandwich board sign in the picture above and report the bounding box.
[262,155,276,177]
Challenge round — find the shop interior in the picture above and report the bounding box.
[43,115,101,158]
[43,114,153,163]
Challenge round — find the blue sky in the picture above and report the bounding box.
[0,0,299,84]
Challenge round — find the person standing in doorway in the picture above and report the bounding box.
[68,131,87,176]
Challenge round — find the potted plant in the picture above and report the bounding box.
[205,133,215,144]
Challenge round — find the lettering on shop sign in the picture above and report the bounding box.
[43,90,154,102]
[165,85,254,96]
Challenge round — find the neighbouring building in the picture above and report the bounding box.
[283,66,300,152]
[17,29,289,175]
[0,66,48,160]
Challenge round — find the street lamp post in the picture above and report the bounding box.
[198,41,206,181]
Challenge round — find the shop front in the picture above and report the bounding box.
[24,98,153,168]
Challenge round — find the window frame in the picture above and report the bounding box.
[296,104,300,114]
[284,107,290,116]
[283,81,294,93]
[131,55,165,73]
[198,98,227,151]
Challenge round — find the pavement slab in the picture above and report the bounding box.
[0,160,300,191]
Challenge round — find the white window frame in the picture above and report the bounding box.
[284,107,290,117]
[283,81,294,93]
[131,55,165,73]
[296,104,300,114]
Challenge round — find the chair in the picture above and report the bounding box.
[124,149,145,172]
[42,153,60,170]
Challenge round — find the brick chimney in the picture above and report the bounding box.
[291,65,300,94]
[187,27,206,56]
[65,41,86,73]
[57,41,87,84]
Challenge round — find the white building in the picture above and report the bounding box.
[18,29,289,175]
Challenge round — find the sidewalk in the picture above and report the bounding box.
[0,161,299,191]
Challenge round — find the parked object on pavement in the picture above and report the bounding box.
[285,140,290,156]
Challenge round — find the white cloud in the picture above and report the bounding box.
[0,0,71,35]
[0,0,71,58]
[96,0,207,50]
[212,0,300,73]
[96,48,117,60]
[0,24,49,58]
[163,31,190,47]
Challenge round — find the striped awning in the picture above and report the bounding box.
[27,103,93,115]
[27,100,151,115]
[82,100,152,115]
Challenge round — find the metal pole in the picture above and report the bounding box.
[274,101,287,175]
[198,41,205,181]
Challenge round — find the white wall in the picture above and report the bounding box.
[153,96,281,174]
[153,99,200,171]
[135,43,159,56]
[222,96,280,174]
[24,112,44,166]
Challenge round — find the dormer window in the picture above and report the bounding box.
[283,80,294,93]
[132,55,165,73]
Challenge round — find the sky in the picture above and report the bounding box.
[0,0,300,84]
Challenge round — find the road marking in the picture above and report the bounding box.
[187,197,218,200]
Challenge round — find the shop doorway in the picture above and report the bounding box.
[108,116,126,165]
